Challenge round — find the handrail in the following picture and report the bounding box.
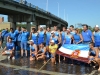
[3,0,67,23]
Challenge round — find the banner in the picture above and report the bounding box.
[57,44,89,63]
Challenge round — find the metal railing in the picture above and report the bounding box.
[8,0,67,23]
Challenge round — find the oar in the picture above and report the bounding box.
[38,58,51,71]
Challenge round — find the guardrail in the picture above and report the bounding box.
[7,0,67,23]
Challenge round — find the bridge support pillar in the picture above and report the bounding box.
[26,22,31,32]
[57,23,61,30]
[33,21,38,31]
[10,22,16,30]
[46,20,52,28]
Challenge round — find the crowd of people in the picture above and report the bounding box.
[0,24,100,71]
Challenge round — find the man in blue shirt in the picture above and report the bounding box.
[21,27,29,57]
[81,25,94,44]
[1,28,8,43]
[14,26,21,50]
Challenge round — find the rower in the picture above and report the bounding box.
[2,38,15,59]
[21,27,29,57]
[88,42,98,64]
[81,24,94,44]
[73,28,83,44]
[93,25,100,49]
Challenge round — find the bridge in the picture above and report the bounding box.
[0,0,68,31]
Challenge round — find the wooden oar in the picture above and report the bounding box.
[38,58,51,71]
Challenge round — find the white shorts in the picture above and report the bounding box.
[5,51,11,54]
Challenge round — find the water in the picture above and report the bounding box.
[0,54,99,75]
[0,42,100,75]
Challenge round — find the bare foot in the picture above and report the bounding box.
[37,58,39,60]
[98,68,100,71]
[71,64,73,66]
[59,60,60,63]
[43,61,46,64]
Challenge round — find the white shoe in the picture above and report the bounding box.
[8,56,10,59]
[12,56,15,60]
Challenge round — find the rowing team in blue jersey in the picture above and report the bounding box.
[0,24,100,69]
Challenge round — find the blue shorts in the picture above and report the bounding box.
[95,42,100,47]
[49,53,55,58]
[88,58,94,61]
[38,39,44,45]
[31,54,35,57]
[46,40,50,46]
[21,42,27,50]
[34,42,37,45]
[83,41,91,44]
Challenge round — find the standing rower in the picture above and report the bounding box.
[54,25,60,37]
[46,27,51,49]
[64,29,73,44]
[14,26,22,50]
[73,28,83,44]
[61,26,66,45]
[69,25,75,35]
[81,24,94,44]
[21,27,29,57]
[37,26,45,46]
[30,28,38,45]
[93,25,100,48]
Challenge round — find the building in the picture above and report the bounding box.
[0,22,11,30]
[0,17,4,23]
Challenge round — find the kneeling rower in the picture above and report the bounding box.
[2,38,15,59]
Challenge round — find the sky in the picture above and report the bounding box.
[1,0,100,27]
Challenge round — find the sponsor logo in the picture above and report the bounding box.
[70,50,80,58]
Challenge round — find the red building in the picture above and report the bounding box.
[0,17,4,23]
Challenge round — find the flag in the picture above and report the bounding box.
[57,44,89,63]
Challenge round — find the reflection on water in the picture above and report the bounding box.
[0,51,99,75]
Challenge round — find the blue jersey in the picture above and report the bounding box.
[46,32,51,46]
[54,31,59,37]
[73,34,81,43]
[14,30,22,41]
[8,32,16,42]
[2,30,8,37]
[51,37,58,44]
[30,45,35,52]
[70,31,75,35]
[94,31,100,43]
[6,42,15,50]
[21,31,29,42]
[31,33,38,44]
[61,31,65,43]
[46,31,51,41]
[38,31,44,44]
[81,30,92,42]
[64,34,72,44]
